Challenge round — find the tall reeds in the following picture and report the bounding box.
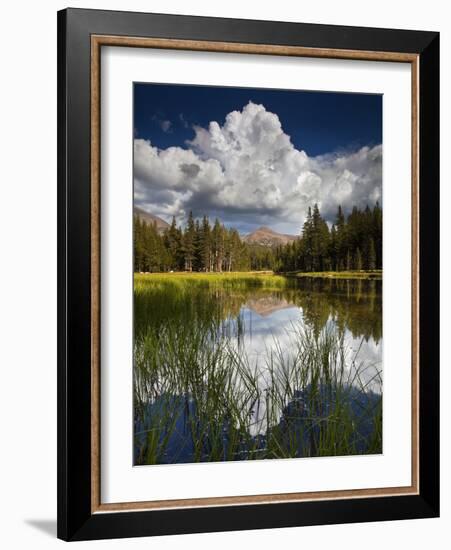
[134,273,382,465]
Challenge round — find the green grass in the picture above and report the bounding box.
[135,271,288,288]
[133,272,382,465]
[287,270,383,280]
[134,319,382,464]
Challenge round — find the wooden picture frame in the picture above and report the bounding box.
[57,8,439,541]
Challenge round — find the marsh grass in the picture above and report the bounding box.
[135,271,289,291]
[133,273,382,465]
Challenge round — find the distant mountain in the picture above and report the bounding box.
[243,226,297,247]
[134,206,170,234]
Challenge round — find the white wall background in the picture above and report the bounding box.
[0,0,448,547]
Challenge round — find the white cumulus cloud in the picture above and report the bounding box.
[134,101,382,234]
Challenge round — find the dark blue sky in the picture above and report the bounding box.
[134,82,382,157]
[133,82,383,234]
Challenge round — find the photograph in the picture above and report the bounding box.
[132,83,383,466]
[51,5,440,542]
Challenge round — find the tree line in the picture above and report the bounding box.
[277,203,382,272]
[134,212,250,273]
[134,203,382,273]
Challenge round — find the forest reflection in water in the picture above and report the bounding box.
[134,274,382,465]
[224,278,382,391]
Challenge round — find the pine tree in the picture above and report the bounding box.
[199,216,212,271]
[310,204,322,271]
[165,216,182,270]
[335,205,346,269]
[133,215,144,271]
[367,238,376,270]
[346,249,352,271]
[182,211,196,271]
[329,225,338,270]
[354,247,362,271]
[193,219,202,271]
[302,206,313,271]
[373,201,383,268]
[212,218,224,272]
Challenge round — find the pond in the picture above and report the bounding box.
[133,274,382,465]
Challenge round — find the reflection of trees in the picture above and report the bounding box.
[135,278,382,344]
[292,279,382,343]
[235,279,382,343]
[135,284,249,336]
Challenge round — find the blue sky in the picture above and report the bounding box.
[133,83,382,234]
[134,83,381,156]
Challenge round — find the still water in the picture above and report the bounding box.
[224,278,382,393]
[134,276,382,464]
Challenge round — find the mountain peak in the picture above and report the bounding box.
[243,226,297,248]
[255,226,275,233]
[133,207,170,234]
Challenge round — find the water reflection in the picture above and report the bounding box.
[224,278,382,395]
[134,276,383,464]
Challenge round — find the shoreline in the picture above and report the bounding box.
[134,270,383,280]
[284,270,383,280]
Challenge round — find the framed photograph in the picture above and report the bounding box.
[57,8,439,541]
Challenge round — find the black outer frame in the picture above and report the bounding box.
[57,8,439,542]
